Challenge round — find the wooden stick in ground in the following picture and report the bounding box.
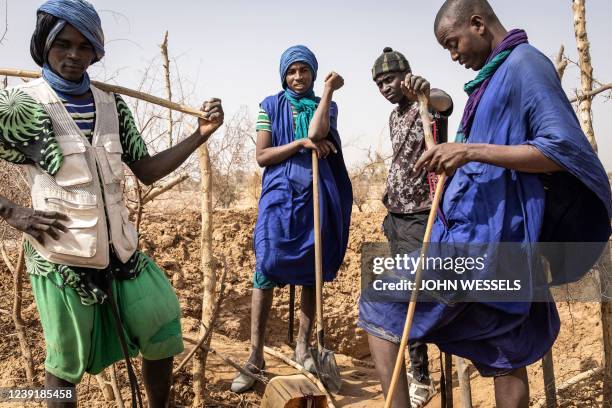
[110,364,125,408]
[385,93,444,408]
[0,68,208,120]
[444,353,454,408]
[174,259,228,375]
[455,356,473,408]
[263,346,337,408]
[94,372,115,402]
[541,350,557,408]
[2,237,35,383]
[192,144,215,406]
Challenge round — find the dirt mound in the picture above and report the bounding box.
[139,208,386,359]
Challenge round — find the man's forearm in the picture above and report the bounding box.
[467,144,564,173]
[308,87,332,141]
[257,140,304,167]
[130,130,208,185]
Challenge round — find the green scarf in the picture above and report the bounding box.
[463,50,512,95]
[285,92,318,140]
[456,50,513,143]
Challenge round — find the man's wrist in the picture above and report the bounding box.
[465,144,484,163]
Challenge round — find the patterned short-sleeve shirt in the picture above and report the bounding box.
[383,100,452,214]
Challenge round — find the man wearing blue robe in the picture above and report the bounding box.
[358,1,611,407]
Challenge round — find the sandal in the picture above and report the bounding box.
[407,371,436,408]
[230,360,266,394]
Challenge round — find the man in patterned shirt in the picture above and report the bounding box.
[0,1,223,407]
[364,47,453,408]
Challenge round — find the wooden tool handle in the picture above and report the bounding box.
[312,150,325,349]
[384,173,446,408]
[0,68,209,120]
[417,93,436,150]
[385,92,445,408]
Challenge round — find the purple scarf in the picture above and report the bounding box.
[458,29,529,141]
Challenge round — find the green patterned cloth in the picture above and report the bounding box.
[0,87,150,305]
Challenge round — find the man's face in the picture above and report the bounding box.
[46,24,95,82]
[285,62,313,94]
[436,16,491,71]
[374,71,405,104]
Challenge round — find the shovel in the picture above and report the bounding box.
[309,149,342,394]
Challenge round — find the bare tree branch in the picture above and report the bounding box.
[555,45,568,81]
[141,173,190,204]
[569,83,612,103]
[572,0,597,150]
[0,1,7,45]
[160,31,173,147]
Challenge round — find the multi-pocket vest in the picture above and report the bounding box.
[15,78,138,269]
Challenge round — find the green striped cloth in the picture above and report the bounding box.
[256,105,298,132]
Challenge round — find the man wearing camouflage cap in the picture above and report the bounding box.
[362,47,453,408]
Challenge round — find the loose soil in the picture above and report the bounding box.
[0,209,606,407]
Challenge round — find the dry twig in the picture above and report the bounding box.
[160,31,174,147]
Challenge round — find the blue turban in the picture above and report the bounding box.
[279,45,318,92]
[38,0,105,62]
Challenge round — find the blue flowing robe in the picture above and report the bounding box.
[254,92,353,286]
[359,44,611,372]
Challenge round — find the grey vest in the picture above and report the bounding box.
[15,79,138,269]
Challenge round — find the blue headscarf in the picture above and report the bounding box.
[37,0,105,95]
[279,45,319,139]
[279,45,318,99]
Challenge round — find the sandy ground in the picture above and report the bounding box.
[0,208,606,407]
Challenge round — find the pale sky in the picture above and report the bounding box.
[1,0,611,169]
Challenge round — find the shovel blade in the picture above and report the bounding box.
[310,346,342,394]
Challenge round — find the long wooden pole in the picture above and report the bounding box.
[0,68,208,120]
[384,174,446,408]
[384,93,446,407]
[570,2,611,404]
[312,150,324,352]
[192,144,215,406]
[455,356,473,408]
[572,0,596,151]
